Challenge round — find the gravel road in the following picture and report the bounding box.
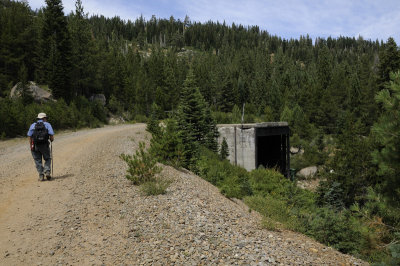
[0,124,367,265]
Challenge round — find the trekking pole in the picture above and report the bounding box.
[51,141,54,178]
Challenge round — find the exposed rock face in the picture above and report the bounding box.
[89,94,106,106]
[297,166,318,178]
[10,81,54,103]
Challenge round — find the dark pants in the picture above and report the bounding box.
[31,143,51,176]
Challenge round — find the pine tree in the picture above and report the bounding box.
[219,137,229,160]
[146,102,161,137]
[177,69,218,169]
[150,118,185,167]
[41,0,72,101]
[203,106,219,152]
[161,51,179,111]
[372,71,400,203]
[176,70,203,168]
[0,0,36,95]
[69,0,98,97]
[18,63,33,105]
[377,38,400,91]
[319,112,377,208]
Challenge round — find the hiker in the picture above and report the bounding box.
[27,113,54,181]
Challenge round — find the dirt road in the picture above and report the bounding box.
[0,124,366,265]
[0,124,147,265]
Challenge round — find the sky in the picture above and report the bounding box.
[28,0,400,44]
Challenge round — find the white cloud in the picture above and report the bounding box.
[177,0,400,42]
[357,9,400,42]
[27,0,400,43]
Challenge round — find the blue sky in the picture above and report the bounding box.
[28,0,400,43]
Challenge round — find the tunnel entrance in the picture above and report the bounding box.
[217,122,290,176]
[255,126,290,177]
[257,135,287,174]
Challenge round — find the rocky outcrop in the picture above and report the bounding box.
[10,81,54,103]
[89,94,106,106]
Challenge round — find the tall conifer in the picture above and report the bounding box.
[69,0,98,97]
[372,71,400,203]
[177,69,218,168]
[377,38,400,91]
[41,0,72,101]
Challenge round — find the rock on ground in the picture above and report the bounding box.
[297,166,318,178]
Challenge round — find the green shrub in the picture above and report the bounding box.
[107,94,123,115]
[134,114,148,123]
[317,180,346,210]
[220,171,252,199]
[0,96,108,138]
[232,105,241,123]
[385,242,400,266]
[305,208,363,254]
[140,178,172,196]
[212,111,232,124]
[249,168,292,199]
[120,142,162,185]
[245,195,300,231]
[150,118,185,168]
[196,148,252,199]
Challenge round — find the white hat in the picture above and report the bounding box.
[37,113,47,119]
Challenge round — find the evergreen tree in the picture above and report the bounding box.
[41,0,72,101]
[203,106,219,152]
[160,51,179,111]
[372,71,400,203]
[177,69,218,169]
[377,38,400,91]
[219,137,229,160]
[146,102,161,137]
[18,63,34,105]
[150,118,185,167]
[0,0,36,95]
[176,70,203,168]
[319,113,377,208]
[68,0,99,97]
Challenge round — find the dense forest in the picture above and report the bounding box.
[1,0,400,263]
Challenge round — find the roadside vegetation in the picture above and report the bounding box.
[0,96,107,139]
[120,142,171,196]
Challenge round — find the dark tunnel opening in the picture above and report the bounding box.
[256,134,288,175]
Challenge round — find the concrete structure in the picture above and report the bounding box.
[218,122,290,177]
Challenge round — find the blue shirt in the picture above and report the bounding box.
[27,120,55,137]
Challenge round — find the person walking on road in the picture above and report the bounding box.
[27,113,54,181]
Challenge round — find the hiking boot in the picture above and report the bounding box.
[45,172,51,180]
[38,174,44,181]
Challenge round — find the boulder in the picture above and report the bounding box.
[290,147,304,155]
[89,94,106,106]
[108,116,125,125]
[10,81,54,103]
[297,166,318,178]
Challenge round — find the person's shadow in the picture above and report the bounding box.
[49,174,74,180]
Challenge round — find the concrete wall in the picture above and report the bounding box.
[218,126,256,171]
